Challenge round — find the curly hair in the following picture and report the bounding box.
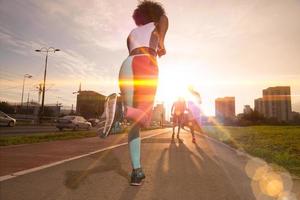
[132,0,165,26]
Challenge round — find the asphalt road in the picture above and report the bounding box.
[0,129,298,200]
[0,125,95,135]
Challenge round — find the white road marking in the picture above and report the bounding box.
[0,130,168,182]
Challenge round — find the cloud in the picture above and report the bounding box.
[0,27,45,55]
[1,0,300,111]
[0,24,109,86]
[29,0,133,51]
[0,27,84,77]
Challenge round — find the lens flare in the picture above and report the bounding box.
[245,157,295,199]
[278,191,298,200]
[245,157,268,180]
[259,171,283,197]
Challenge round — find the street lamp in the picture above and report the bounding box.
[21,74,32,108]
[35,47,60,121]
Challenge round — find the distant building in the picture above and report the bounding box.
[76,91,106,119]
[263,86,292,121]
[243,105,253,114]
[151,103,165,126]
[215,97,235,120]
[254,86,292,121]
[254,98,264,115]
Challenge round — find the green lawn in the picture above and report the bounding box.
[0,131,98,146]
[203,126,300,176]
[0,126,164,146]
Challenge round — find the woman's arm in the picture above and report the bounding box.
[127,36,130,53]
[157,15,169,57]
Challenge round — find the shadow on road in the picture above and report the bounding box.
[62,132,255,199]
[64,150,128,190]
[151,135,253,200]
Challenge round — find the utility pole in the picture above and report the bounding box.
[37,83,43,103]
[56,96,61,117]
[72,82,82,115]
[21,74,32,108]
[35,47,60,122]
[26,92,30,114]
[41,52,48,116]
[71,104,74,115]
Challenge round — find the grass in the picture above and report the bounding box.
[203,126,300,177]
[0,131,98,146]
[0,126,165,147]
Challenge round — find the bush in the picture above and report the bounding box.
[0,101,15,114]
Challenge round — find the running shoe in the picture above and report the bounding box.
[130,168,146,186]
[98,93,118,138]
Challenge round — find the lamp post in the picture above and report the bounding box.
[21,74,32,108]
[35,47,60,121]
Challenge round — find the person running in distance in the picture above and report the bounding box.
[186,101,200,143]
[100,1,169,186]
[171,97,186,139]
[187,86,204,138]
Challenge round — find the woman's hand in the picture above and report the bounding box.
[157,47,166,57]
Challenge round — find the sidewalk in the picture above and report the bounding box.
[0,128,169,177]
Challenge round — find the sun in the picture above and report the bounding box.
[155,63,216,116]
[156,66,192,105]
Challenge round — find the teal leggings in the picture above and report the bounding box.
[128,123,141,169]
[119,55,158,170]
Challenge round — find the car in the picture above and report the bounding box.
[56,115,92,131]
[0,111,16,127]
[88,118,100,127]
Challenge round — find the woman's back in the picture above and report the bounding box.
[128,22,159,53]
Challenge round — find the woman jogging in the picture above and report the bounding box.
[187,86,204,140]
[102,1,168,186]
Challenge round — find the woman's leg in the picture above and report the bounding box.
[119,55,158,127]
[189,120,196,143]
[119,57,148,126]
[119,57,141,169]
[131,56,158,127]
[177,115,183,135]
[128,122,141,169]
[119,55,157,185]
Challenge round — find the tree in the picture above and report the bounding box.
[0,102,15,114]
[237,110,265,126]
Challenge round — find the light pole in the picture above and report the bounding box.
[21,74,32,108]
[56,96,62,117]
[35,47,60,121]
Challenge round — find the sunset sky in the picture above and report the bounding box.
[1,0,300,116]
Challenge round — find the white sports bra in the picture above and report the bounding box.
[128,22,159,53]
